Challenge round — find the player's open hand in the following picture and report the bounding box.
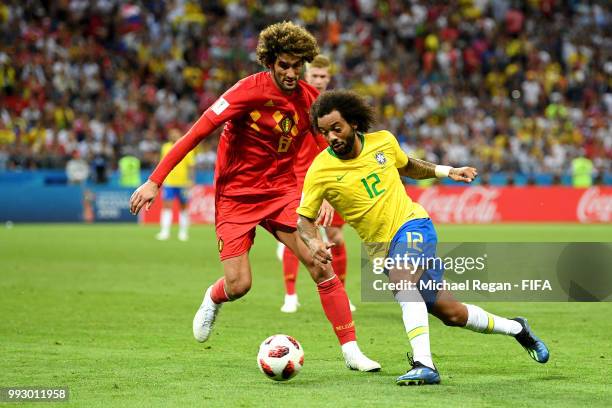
[316,200,335,227]
[309,239,335,265]
[130,180,159,215]
[449,167,478,183]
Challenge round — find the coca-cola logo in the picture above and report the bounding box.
[577,188,612,223]
[416,187,500,223]
[188,186,216,223]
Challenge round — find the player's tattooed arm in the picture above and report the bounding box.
[399,159,478,182]
[398,158,437,179]
[297,215,333,264]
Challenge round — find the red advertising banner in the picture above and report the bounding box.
[141,186,612,224]
[187,185,216,224]
[140,185,216,224]
[405,186,612,224]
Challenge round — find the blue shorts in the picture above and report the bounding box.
[162,187,188,204]
[387,218,444,310]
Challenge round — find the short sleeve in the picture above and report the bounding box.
[203,79,255,126]
[296,166,325,220]
[388,131,409,168]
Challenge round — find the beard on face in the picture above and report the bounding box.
[274,72,297,92]
[331,128,356,156]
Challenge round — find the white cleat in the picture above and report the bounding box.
[178,231,189,242]
[156,232,169,241]
[349,300,357,312]
[343,350,381,372]
[193,286,222,343]
[280,294,300,313]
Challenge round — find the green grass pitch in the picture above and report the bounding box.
[1,223,611,407]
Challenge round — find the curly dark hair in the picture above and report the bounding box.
[310,90,376,133]
[256,21,319,68]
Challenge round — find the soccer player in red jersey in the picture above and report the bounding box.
[129,22,380,371]
[279,55,355,313]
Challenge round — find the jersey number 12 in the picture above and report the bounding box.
[361,173,385,198]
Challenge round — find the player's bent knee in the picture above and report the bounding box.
[299,254,318,271]
[225,279,251,299]
[308,263,334,284]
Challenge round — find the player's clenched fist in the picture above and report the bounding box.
[449,167,478,183]
[130,180,159,215]
[308,239,334,265]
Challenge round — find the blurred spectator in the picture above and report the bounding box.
[0,144,8,170]
[0,0,609,185]
[571,151,594,188]
[118,150,141,187]
[65,151,89,184]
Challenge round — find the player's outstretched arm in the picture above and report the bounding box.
[399,158,478,183]
[129,115,217,216]
[297,215,334,264]
[148,115,216,186]
[399,158,436,179]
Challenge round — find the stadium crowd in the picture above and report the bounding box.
[0,0,610,183]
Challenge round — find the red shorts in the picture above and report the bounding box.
[330,211,345,228]
[215,193,300,261]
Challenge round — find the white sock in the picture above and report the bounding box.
[395,290,434,369]
[284,294,298,303]
[179,209,190,234]
[160,208,172,235]
[341,340,360,356]
[464,304,522,336]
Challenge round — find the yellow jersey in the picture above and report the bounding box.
[297,130,428,243]
[161,142,195,187]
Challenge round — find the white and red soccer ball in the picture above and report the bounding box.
[257,334,304,381]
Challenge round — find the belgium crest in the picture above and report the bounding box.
[279,115,294,135]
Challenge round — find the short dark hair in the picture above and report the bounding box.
[256,21,319,68]
[310,90,376,133]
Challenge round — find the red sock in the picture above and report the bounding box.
[317,275,356,345]
[331,244,347,285]
[210,277,230,304]
[283,247,299,295]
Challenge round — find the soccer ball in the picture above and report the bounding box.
[257,334,304,381]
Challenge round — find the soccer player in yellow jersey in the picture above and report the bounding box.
[298,90,549,385]
[156,128,196,241]
[278,54,359,313]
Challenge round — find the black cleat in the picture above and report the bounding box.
[512,317,550,363]
[396,354,441,385]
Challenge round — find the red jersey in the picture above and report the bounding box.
[149,71,319,197]
[294,130,326,188]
